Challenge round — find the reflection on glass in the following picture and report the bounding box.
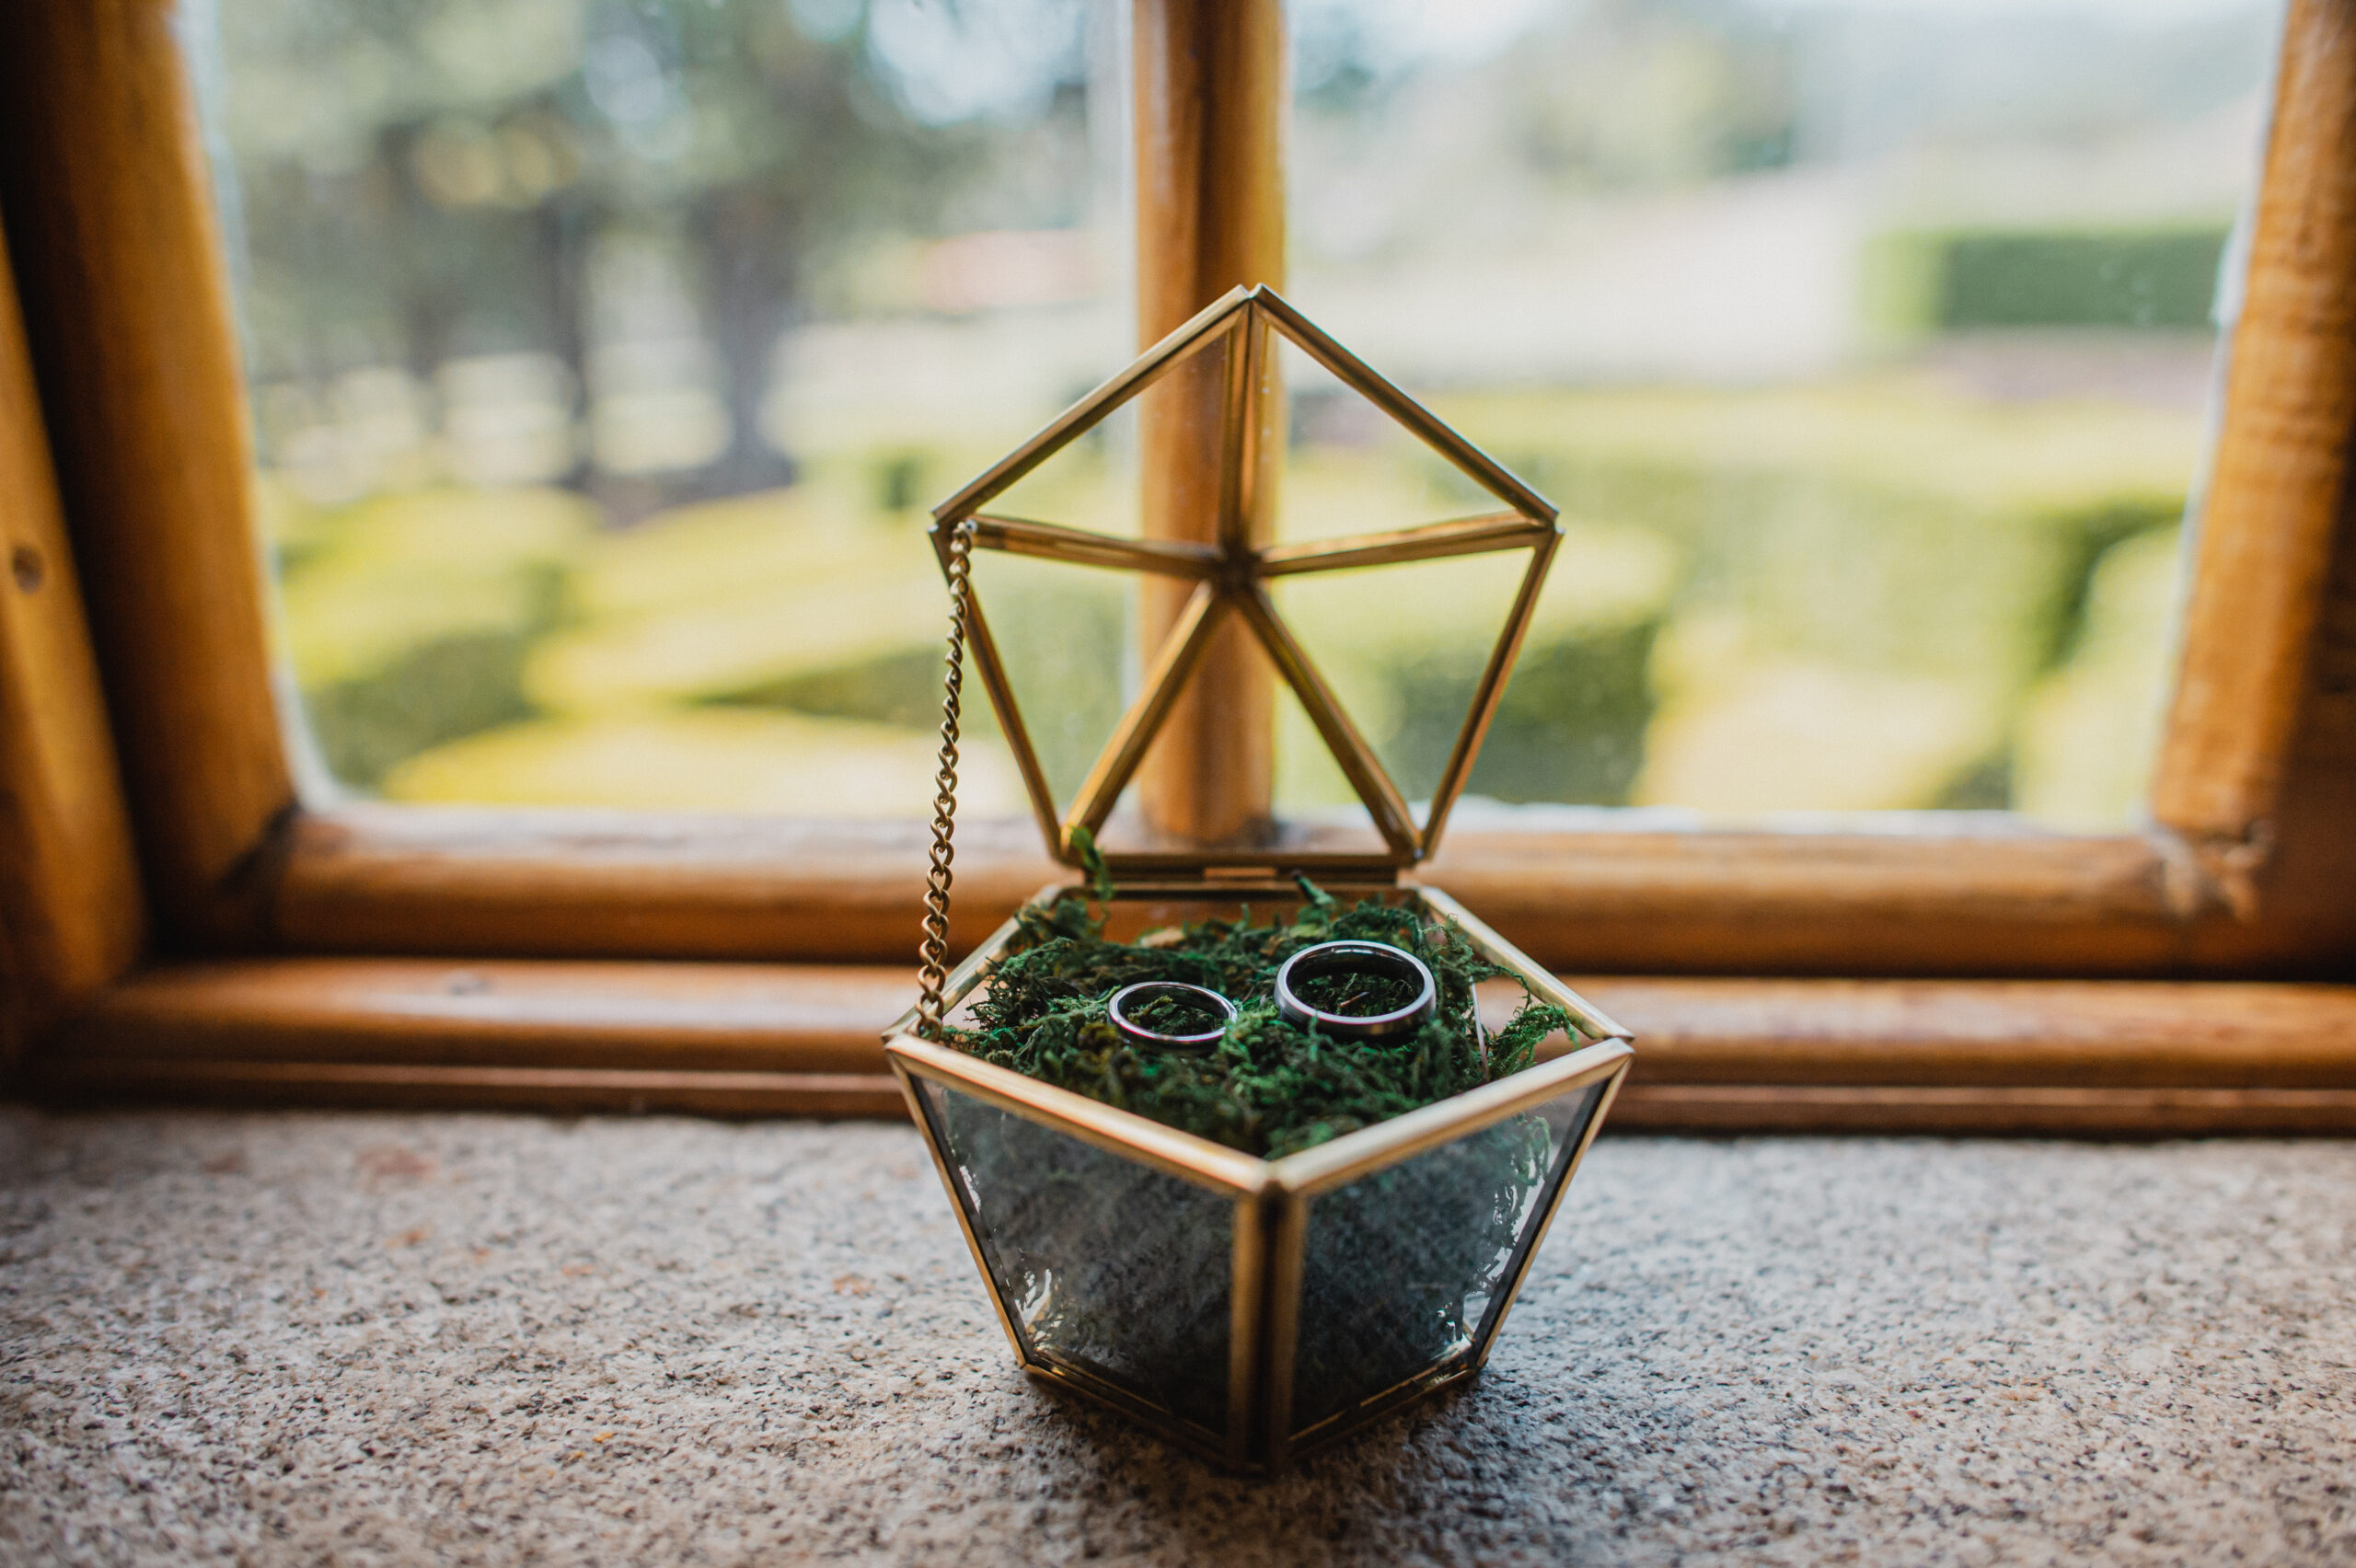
[1290,1084,1601,1437]
[1288,0,2281,826]
[203,0,1121,811]
[918,1081,1234,1436]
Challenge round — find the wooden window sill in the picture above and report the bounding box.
[28,957,2356,1136]
[269,803,2353,977]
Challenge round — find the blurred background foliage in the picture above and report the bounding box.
[205,0,2280,829]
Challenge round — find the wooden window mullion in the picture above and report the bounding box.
[2153,0,2356,906]
[0,214,144,1067]
[1132,0,1287,846]
[0,0,294,948]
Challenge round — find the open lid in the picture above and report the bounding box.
[930,285,1561,878]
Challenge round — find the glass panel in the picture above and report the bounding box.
[917,1079,1235,1437]
[1271,548,1545,825]
[1289,1081,1602,1438]
[988,375,1149,539]
[1092,617,1390,857]
[1273,334,1507,545]
[966,548,1141,816]
[1288,0,2281,826]
[205,0,1124,811]
[1267,661,1388,850]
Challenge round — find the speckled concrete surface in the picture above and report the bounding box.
[1,1108,2351,1566]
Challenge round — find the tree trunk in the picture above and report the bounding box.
[534,191,595,490]
[692,183,797,497]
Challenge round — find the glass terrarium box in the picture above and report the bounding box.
[884,287,1634,1474]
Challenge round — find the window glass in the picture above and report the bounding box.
[206,0,2281,832]
[1286,0,2281,828]
[203,0,1123,815]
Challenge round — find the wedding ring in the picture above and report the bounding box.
[1105,981,1237,1052]
[1274,940,1438,1042]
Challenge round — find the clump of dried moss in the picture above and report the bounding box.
[942,858,1570,1159]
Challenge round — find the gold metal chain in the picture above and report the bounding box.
[915,520,976,1040]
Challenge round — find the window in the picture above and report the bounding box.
[2,0,2353,1130]
[1280,0,2280,827]
[209,0,2284,836]
[209,0,1125,819]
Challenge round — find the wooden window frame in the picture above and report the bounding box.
[3,0,2356,1133]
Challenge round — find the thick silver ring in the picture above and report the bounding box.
[1274,940,1438,1041]
[1106,981,1237,1052]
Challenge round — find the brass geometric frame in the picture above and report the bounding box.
[895,294,1632,1474]
[930,284,1563,871]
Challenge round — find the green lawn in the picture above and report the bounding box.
[270,370,2197,826]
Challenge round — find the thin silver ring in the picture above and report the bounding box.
[1105,981,1236,1052]
[1274,940,1438,1041]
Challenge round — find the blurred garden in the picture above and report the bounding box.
[213,0,2279,830]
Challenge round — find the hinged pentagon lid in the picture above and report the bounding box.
[930,285,1561,879]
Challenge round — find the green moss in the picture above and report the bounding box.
[944,869,1570,1160]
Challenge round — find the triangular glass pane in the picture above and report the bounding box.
[963,544,1153,822]
[1267,547,1543,833]
[1461,521,1685,812]
[985,394,1146,538]
[1090,617,1388,861]
[1288,1078,1605,1441]
[983,324,1235,542]
[1272,333,1516,550]
[1269,664,1385,855]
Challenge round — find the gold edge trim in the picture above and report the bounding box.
[956,595,1065,873]
[1233,584,1420,858]
[1093,855,1413,876]
[1472,1058,1631,1371]
[1014,875,1413,907]
[1420,532,1558,855]
[1263,1189,1309,1471]
[893,1057,1030,1364]
[1226,1192,1265,1470]
[969,514,1221,578]
[1414,885,1635,1043]
[885,1036,1272,1195]
[991,880,1411,928]
[1288,1361,1484,1460]
[1255,513,1545,575]
[1065,582,1229,837]
[1020,1361,1237,1470]
[1215,295,1263,556]
[932,288,1249,521]
[1274,1041,1635,1197]
[918,887,1616,1190]
[1286,1347,1474,1447]
[1250,286,1557,523]
[939,911,1027,1010]
[1076,877,1404,896]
